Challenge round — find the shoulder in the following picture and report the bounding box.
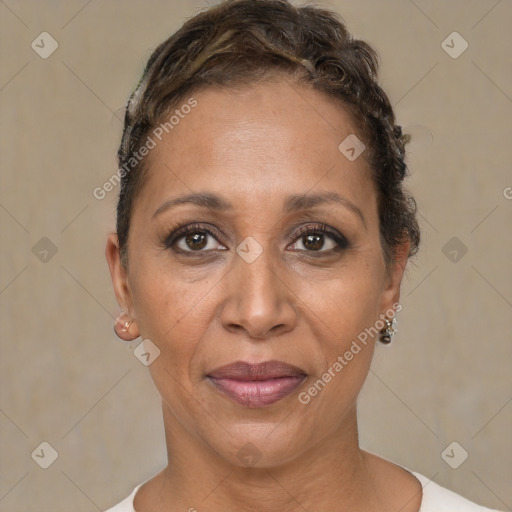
[413,472,503,512]
[103,485,140,512]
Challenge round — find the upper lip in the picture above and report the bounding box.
[207,360,307,381]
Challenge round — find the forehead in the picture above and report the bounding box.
[134,79,375,218]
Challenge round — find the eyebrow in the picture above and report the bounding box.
[284,192,366,227]
[152,193,232,218]
[152,191,366,227]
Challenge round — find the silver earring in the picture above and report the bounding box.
[379,318,397,344]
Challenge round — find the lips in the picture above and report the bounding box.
[206,360,307,407]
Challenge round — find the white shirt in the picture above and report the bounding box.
[104,471,502,511]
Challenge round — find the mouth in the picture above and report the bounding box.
[206,360,307,408]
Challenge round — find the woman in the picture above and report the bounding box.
[104,1,500,510]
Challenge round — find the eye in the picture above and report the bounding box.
[166,223,227,252]
[164,222,348,254]
[287,224,348,252]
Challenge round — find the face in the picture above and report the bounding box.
[107,78,408,468]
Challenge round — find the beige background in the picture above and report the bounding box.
[1,0,511,510]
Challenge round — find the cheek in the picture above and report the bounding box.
[130,267,217,421]
[293,273,381,438]
[128,256,220,385]
[290,256,383,410]
[294,259,384,347]
[130,249,218,336]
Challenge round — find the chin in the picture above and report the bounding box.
[202,416,313,470]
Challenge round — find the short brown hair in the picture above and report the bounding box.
[116,0,420,265]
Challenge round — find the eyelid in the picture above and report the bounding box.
[164,222,227,249]
[163,221,349,252]
[288,223,349,250]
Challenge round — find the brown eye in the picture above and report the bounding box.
[169,224,228,253]
[185,232,208,250]
[288,229,341,252]
[302,234,324,251]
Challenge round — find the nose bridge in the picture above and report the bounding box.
[221,241,296,338]
[239,249,279,305]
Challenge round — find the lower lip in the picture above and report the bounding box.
[207,376,306,407]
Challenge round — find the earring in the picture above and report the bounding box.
[379,317,397,344]
[113,312,134,341]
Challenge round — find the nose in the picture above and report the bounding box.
[220,249,297,339]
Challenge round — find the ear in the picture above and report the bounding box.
[105,232,136,319]
[379,241,410,315]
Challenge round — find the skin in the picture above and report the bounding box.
[106,77,422,512]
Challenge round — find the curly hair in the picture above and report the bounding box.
[116,0,420,266]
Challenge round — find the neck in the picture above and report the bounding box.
[143,404,383,512]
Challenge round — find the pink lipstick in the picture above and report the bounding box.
[207,360,307,407]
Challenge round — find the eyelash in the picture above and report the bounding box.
[163,222,349,254]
